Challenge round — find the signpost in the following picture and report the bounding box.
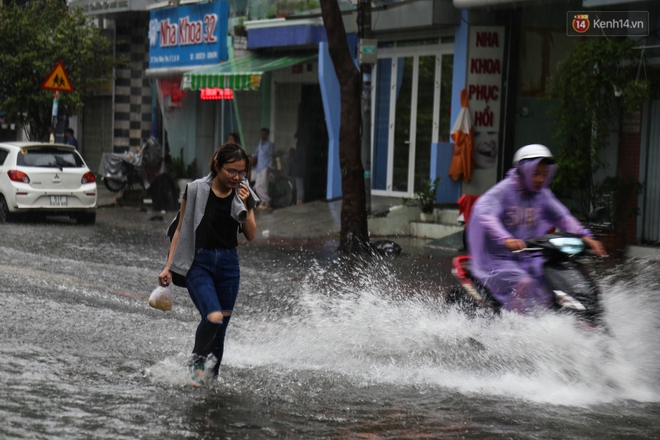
[40,61,74,143]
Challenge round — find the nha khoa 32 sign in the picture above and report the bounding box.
[149,2,228,69]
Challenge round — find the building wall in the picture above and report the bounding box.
[619,106,644,242]
[273,83,301,154]
[195,97,217,176]
[82,95,113,173]
[236,90,262,154]
[115,14,153,152]
[318,41,343,200]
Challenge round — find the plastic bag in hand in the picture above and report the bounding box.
[148,285,173,311]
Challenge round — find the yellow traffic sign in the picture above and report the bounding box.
[41,61,74,93]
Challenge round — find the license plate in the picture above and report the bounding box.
[50,196,67,206]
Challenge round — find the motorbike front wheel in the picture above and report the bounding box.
[103,177,127,192]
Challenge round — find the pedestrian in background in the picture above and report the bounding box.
[253,127,274,209]
[288,132,305,205]
[65,128,78,150]
[158,142,257,387]
[227,132,240,145]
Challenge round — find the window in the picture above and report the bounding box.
[17,147,84,168]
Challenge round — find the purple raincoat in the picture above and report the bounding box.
[466,158,591,313]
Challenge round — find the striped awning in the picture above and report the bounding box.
[182,53,317,91]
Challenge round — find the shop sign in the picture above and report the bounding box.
[149,2,228,69]
[200,88,234,100]
[467,26,504,170]
[463,26,505,194]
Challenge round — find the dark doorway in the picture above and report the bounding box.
[297,84,328,202]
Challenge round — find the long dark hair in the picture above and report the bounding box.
[209,142,250,178]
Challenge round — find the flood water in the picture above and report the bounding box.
[1,207,659,439]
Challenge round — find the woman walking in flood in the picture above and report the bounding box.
[158,142,257,386]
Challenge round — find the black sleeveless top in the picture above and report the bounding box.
[185,188,239,249]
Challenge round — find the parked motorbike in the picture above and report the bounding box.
[448,233,606,329]
[268,150,295,209]
[99,137,164,193]
[100,152,144,192]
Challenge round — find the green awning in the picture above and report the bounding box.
[181,53,317,91]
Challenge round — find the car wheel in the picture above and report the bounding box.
[0,195,12,224]
[76,211,96,225]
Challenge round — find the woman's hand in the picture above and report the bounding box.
[583,236,607,256]
[504,238,527,252]
[237,183,250,206]
[238,182,257,241]
[158,268,172,287]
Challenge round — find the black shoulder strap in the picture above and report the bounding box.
[167,210,180,242]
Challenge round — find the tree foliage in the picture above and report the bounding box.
[0,0,123,141]
[549,37,649,218]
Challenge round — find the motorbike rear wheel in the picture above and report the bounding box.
[270,176,295,209]
[103,177,126,192]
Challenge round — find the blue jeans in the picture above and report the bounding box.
[186,248,240,376]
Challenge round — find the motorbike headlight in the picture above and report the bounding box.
[549,237,584,255]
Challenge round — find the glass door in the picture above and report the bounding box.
[392,56,413,192]
[371,44,453,197]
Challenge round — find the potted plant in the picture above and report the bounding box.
[167,156,196,197]
[549,38,650,220]
[404,177,441,222]
[233,18,247,37]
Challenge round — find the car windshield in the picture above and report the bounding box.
[17,148,84,168]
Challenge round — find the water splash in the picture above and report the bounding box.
[219,256,660,407]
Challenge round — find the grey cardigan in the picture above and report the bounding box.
[169,174,258,277]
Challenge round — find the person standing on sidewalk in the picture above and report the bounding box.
[253,128,274,209]
[65,128,79,150]
[288,132,305,205]
[158,142,257,386]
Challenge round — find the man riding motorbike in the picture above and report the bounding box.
[466,144,607,313]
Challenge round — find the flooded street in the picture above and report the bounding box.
[1,206,659,439]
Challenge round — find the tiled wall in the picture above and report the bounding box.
[115,14,153,152]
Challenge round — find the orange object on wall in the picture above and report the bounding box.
[449,88,475,183]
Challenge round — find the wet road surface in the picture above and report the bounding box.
[1,206,659,439]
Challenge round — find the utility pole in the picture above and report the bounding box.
[358,0,375,213]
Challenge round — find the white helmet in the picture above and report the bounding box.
[512,144,554,166]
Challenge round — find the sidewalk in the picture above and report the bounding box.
[96,183,660,260]
[245,195,464,255]
[96,183,123,208]
[96,183,461,254]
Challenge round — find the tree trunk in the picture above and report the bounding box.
[320,0,370,254]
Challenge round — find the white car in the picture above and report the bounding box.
[0,142,97,224]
